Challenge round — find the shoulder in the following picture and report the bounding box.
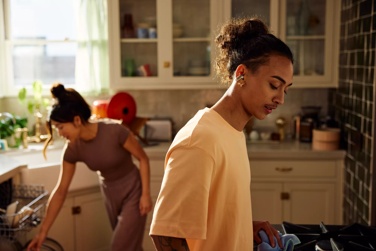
[171,109,226,149]
[98,121,130,132]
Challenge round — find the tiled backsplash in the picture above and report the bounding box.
[1,88,330,138]
[334,0,376,225]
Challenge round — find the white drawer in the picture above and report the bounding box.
[250,160,337,178]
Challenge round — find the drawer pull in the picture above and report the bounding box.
[275,167,293,172]
[281,192,290,200]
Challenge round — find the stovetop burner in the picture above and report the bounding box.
[282,221,376,251]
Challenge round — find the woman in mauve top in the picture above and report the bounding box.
[27,83,152,251]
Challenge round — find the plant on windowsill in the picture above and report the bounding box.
[0,112,28,148]
[18,80,51,143]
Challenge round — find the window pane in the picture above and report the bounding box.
[9,0,76,40]
[12,43,76,86]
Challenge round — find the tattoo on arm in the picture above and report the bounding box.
[151,235,190,251]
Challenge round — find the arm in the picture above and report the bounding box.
[27,160,76,251]
[123,131,152,216]
[151,235,190,251]
[253,221,283,248]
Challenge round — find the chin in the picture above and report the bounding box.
[254,114,267,120]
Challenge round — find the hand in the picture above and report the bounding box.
[27,231,47,251]
[253,221,283,249]
[139,194,152,216]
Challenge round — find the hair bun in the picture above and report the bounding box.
[50,83,66,99]
[245,19,269,36]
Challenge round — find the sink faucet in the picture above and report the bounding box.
[27,111,48,143]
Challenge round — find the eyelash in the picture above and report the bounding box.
[270,83,288,95]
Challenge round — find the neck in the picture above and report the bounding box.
[80,122,98,141]
[212,92,249,132]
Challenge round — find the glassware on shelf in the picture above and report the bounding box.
[121,14,135,38]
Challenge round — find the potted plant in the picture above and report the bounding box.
[18,80,50,115]
[18,80,51,142]
[0,112,28,148]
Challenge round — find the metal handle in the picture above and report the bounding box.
[281,192,290,200]
[72,206,81,215]
[275,167,293,172]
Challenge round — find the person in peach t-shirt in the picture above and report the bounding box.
[149,17,294,251]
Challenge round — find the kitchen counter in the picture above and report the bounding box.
[144,140,346,160]
[0,140,345,185]
[0,154,27,183]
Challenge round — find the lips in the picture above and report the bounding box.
[264,105,277,114]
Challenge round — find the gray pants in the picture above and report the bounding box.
[100,167,146,251]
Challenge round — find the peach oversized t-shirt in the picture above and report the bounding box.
[150,108,253,250]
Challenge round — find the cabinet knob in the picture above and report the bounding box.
[72,206,81,215]
[163,61,170,68]
[281,192,290,200]
[275,167,293,172]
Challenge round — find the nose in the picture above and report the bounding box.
[273,90,285,105]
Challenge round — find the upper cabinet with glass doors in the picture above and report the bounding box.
[223,0,340,88]
[108,0,222,90]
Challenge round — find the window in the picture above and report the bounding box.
[0,0,109,96]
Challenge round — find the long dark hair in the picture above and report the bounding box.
[43,83,91,158]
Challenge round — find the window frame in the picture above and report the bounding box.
[0,0,79,97]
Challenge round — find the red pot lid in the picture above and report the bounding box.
[106,92,137,124]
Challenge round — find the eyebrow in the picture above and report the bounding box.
[272,75,293,87]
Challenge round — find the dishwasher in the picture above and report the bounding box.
[0,181,63,251]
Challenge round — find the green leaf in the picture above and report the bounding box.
[32,80,43,100]
[18,87,27,103]
[27,102,35,114]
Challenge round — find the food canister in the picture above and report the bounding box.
[299,118,314,142]
[312,128,340,150]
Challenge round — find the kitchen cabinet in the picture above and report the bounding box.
[223,0,340,88]
[45,158,165,251]
[140,159,165,251]
[46,187,112,251]
[250,159,343,225]
[107,0,222,90]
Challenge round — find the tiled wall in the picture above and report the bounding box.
[334,0,376,225]
[1,88,330,138]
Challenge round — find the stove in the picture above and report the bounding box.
[282,221,376,251]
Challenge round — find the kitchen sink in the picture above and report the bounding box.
[3,143,100,193]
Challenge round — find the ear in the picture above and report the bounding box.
[234,64,246,78]
[73,116,82,126]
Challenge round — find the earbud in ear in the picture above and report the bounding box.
[236,74,244,82]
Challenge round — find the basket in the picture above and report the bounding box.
[0,184,48,242]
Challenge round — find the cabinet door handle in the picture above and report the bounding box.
[275,167,293,172]
[281,192,290,200]
[72,206,81,215]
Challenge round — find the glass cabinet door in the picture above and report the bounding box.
[172,0,211,77]
[284,0,326,77]
[231,0,271,27]
[118,0,157,78]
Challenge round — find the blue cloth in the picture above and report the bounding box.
[255,230,300,251]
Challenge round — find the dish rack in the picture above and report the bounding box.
[0,184,48,243]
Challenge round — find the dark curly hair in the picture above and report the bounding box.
[215,17,294,85]
[43,83,91,157]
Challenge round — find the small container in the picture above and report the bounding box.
[312,128,340,150]
[137,23,150,38]
[299,118,314,142]
[249,130,260,141]
[0,139,8,150]
[148,27,157,38]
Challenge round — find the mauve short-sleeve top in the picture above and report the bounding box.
[63,121,137,181]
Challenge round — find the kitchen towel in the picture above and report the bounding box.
[255,230,300,251]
